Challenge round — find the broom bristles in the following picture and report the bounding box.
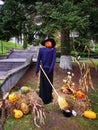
[57,96,69,110]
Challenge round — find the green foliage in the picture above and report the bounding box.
[0,0,98,54]
[0,40,22,54]
[71,51,88,57]
[0,0,27,40]
[0,0,35,45]
[35,0,96,55]
[89,8,98,40]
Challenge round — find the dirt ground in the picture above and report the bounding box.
[16,62,98,130]
[17,62,98,90]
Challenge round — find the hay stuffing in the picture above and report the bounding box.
[52,89,91,116]
[52,59,95,116]
[0,88,43,117]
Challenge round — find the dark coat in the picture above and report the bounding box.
[36,47,56,104]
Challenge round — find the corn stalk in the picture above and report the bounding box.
[74,58,96,93]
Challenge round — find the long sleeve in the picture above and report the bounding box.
[36,47,56,74]
[49,48,56,73]
[36,49,41,74]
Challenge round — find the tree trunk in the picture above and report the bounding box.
[60,27,70,55]
[59,27,72,70]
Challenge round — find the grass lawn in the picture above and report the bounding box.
[0,40,23,54]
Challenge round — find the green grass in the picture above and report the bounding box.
[80,58,98,65]
[1,88,98,130]
[4,114,38,130]
[0,40,23,54]
[89,89,98,113]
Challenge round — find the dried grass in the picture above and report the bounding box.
[52,89,91,115]
[74,58,96,93]
[1,88,43,117]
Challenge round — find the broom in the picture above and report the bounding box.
[40,65,69,110]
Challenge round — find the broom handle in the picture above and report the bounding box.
[40,65,59,97]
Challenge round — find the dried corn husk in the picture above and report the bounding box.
[0,88,43,117]
[52,90,91,115]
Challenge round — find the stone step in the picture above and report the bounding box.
[0,62,24,71]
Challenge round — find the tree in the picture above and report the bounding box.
[0,0,36,47]
[34,0,92,69]
[89,6,98,41]
[0,0,98,61]
[0,0,24,40]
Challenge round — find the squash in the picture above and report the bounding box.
[20,86,30,94]
[83,110,97,119]
[45,41,52,48]
[8,93,18,103]
[76,90,85,99]
[13,109,23,119]
[20,102,29,114]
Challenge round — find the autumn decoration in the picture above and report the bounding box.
[53,58,96,117]
[13,109,23,119]
[8,93,18,103]
[0,87,48,128]
[83,110,97,119]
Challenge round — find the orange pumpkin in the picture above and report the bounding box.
[13,109,23,119]
[83,110,97,119]
[45,41,52,48]
[76,90,85,99]
[8,93,18,103]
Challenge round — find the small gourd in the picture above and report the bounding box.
[8,93,18,103]
[13,109,23,119]
[20,86,30,94]
[76,90,85,99]
[83,110,97,119]
[20,102,29,114]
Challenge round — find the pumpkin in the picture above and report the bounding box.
[83,110,97,119]
[76,90,85,99]
[13,109,23,119]
[20,102,29,114]
[45,41,52,48]
[20,86,30,94]
[8,93,18,103]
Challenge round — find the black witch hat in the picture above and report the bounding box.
[41,38,56,47]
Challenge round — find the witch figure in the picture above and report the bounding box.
[36,38,56,104]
